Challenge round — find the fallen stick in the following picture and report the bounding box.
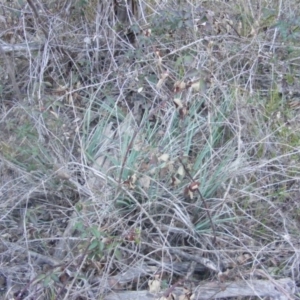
[104,278,296,300]
[0,41,42,53]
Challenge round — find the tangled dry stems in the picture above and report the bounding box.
[0,0,300,299]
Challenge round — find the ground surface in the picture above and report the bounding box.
[0,0,300,299]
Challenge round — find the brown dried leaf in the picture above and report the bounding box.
[148,276,161,293]
[59,272,69,284]
[155,50,163,67]
[131,173,137,184]
[184,186,194,200]
[174,81,187,93]
[139,175,151,190]
[171,175,181,187]
[54,164,71,180]
[191,81,201,91]
[158,294,175,300]
[49,109,59,119]
[158,153,169,162]
[159,166,169,178]
[178,288,193,300]
[55,84,68,93]
[179,106,188,119]
[173,97,184,108]
[123,174,137,189]
[189,181,200,191]
[237,253,251,265]
[177,165,185,177]
[143,28,152,37]
[168,162,174,172]
[156,71,169,88]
